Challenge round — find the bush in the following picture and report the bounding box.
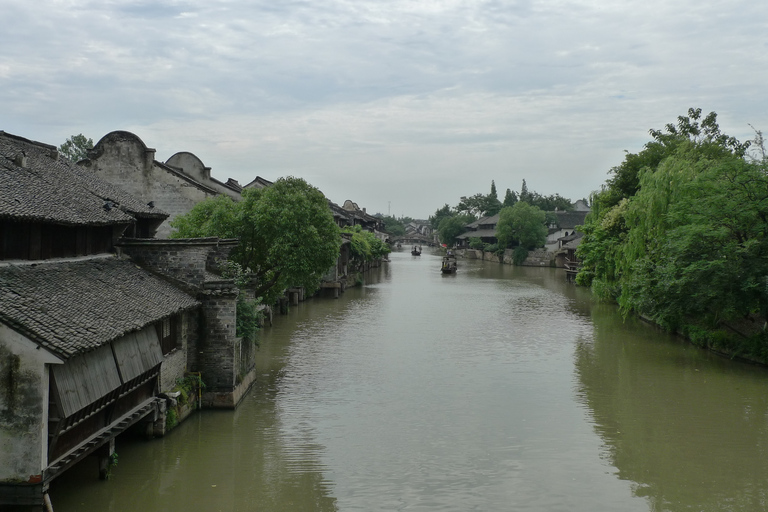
[469,237,484,250]
[512,246,528,265]
[236,295,262,345]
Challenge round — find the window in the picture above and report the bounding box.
[156,315,179,355]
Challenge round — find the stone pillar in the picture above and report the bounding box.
[197,284,239,396]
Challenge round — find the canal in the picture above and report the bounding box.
[50,249,768,511]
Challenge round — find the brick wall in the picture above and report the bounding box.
[118,239,219,289]
[196,285,239,391]
[158,311,198,392]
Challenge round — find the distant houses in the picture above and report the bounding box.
[453,205,590,267]
[0,129,381,509]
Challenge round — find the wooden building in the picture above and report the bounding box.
[0,132,244,509]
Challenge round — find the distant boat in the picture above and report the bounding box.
[441,252,457,273]
[411,245,422,256]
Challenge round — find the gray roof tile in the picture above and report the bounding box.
[0,131,167,226]
[0,256,199,359]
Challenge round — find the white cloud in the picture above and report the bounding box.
[2,0,767,218]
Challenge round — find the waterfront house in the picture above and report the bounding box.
[544,210,590,252]
[455,214,500,248]
[0,131,250,508]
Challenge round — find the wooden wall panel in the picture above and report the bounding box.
[112,326,163,382]
[52,345,121,417]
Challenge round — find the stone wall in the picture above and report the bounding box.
[117,238,236,289]
[158,311,198,393]
[521,249,554,267]
[197,285,239,393]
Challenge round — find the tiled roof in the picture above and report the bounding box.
[0,131,167,226]
[465,214,500,229]
[457,229,498,239]
[0,256,199,359]
[553,211,589,229]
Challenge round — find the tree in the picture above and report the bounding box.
[617,144,768,332]
[456,193,487,217]
[519,179,530,203]
[59,134,94,162]
[496,202,547,251]
[170,176,341,303]
[438,214,474,247]
[575,109,768,360]
[430,204,453,230]
[502,188,518,208]
[343,225,391,267]
[577,108,750,295]
[484,180,503,216]
[379,215,406,237]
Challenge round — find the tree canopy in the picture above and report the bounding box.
[59,134,93,162]
[343,225,391,265]
[378,215,407,237]
[576,108,768,359]
[170,176,341,303]
[437,214,474,247]
[496,202,548,251]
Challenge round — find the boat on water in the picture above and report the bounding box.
[441,252,457,273]
[411,245,422,256]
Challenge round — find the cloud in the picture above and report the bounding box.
[2,0,767,218]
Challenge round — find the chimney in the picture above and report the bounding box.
[14,152,27,168]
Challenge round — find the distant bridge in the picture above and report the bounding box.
[391,234,434,246]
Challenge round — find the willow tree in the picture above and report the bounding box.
[577,108,751,295]
[618,144,768,334]
[170,176,341,303]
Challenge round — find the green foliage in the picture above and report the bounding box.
[437,214,474,246]
[236,295,262,345]
[165,409,178,430]
[468,237,485,250]
[174,374,205,402]
[171,177,341,303]
[379,215,407,237]
[618,148,768,328]
[105,452,119,480]
[496,202,548,251]
[485,180,502,216]
[456,180,504,217]
[342,225,391,263]
[59,133,93,162]
[430,204,453,230]
[484,243,499,254]
[576,108,768,353]
[512,246,528,265]
[502,188,518,208]
[456,193,489,217]
[217,260,263,344]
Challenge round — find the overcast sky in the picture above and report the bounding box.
[3,0,766,219]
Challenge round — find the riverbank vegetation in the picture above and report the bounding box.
[343,225,391,271]
[577,108,768,362]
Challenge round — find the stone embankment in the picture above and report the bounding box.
[459,248,556,267]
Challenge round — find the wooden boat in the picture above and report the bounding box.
[441,253,457,273]
[411,245,422,256]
